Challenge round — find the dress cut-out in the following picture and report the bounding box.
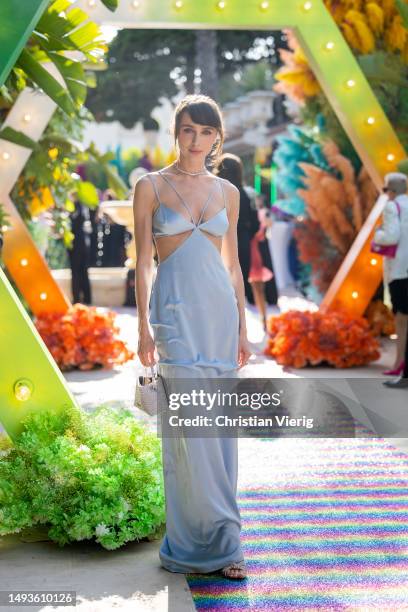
[145,171,244,574]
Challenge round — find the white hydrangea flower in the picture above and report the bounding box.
[95,523,110,537]
[77,444,90,453]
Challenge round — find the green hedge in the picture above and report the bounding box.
[0,404,165,550]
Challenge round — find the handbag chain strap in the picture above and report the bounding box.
[143,364,157,383]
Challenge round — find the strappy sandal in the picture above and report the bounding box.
[221,560,247,580]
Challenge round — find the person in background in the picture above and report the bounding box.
[248,195,274,331]
[373,173,408,378]
[67,199,92,304]
[214,153,260,303]
[376,173,408,387]
[385,340,408,388]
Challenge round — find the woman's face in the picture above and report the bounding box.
[176,111,219,162]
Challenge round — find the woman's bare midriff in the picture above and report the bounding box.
[154,231,223,264]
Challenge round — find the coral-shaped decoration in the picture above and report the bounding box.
[264,309,380,368]
[35,304,135,371]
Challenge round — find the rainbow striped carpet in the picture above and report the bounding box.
[186,433,408,610]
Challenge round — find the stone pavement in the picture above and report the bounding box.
[1,291,407,611]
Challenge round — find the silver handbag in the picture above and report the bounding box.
[134,365,159,416]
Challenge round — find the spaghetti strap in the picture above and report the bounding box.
[158,171,195,225]
[145,173,160,204]
[196,178,221,226]
[219,177,226,208]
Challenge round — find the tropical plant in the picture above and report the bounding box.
[10,107,127,247]
[2,0,110,121]
[0,403,165,550]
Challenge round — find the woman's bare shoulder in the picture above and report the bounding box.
[217,176,240,199]
[133,172,159,196]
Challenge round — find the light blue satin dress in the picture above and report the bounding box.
[145,170,244,574]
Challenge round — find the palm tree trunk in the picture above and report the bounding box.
[195,30,219,101]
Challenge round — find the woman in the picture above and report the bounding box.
[248,200,274,331]
[215,153,260,304]
[133,95,252,579]
[373,173,408,376]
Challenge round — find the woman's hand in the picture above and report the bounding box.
[238,331,252,369]
[137,325,158,367]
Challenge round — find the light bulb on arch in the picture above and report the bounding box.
[351,291,359,299]
[20,258,28,267]
[14,379,33,402]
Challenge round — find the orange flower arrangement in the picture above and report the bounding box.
[364,300,396,337]
[35,304,135,371]
[264,309,380,368]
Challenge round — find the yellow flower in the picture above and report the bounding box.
[385,15,407,52]
[379,0,397,25]
[48,147,59,160]
[353,18,376,53]
[365,3,384,35]
[341,21,363,50]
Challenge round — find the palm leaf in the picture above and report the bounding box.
[396,0,408,28]
[105,165,128,199]
[0,126,39,150]
[41,52,87,106]
[101,0,119,10]
[358,52,406,87]
[16,49,76,117]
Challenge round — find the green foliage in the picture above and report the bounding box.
[100,0,119,10]
[396,0,408,28]
[76,181,99,208]
[3,0,109,118]
[87,29,284,128]
[0,126,39,150]
[0,404,165,550]
[10,108,127,245]
[300,96,362,170]
[219,60,276,105]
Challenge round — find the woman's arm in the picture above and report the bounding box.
[374,200,401,246]
[221,180,252,368]
[132,176,157,367]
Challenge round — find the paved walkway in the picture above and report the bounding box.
[1,291,407,611]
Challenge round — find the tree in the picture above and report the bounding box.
[86,29,286,128]
[195,31,219,100]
